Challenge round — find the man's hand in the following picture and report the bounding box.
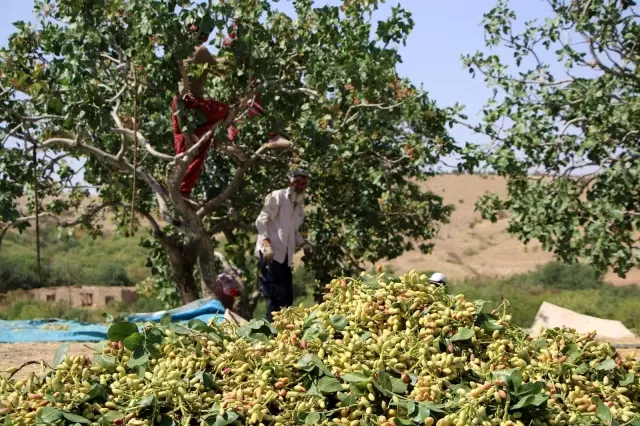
[262,240,273,262]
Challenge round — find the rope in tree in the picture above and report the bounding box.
[129,62,139,235]
[32,140,41,285]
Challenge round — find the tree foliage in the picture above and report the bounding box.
[462,0,640,277]
[0,0,456,315]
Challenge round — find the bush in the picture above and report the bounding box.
[529,261,604,290]
[450,262,639,330]
[0,226,149,291]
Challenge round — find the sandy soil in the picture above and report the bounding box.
[0,343,94,379]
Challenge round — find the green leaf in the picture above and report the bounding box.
[98,354,116,368]
[492,369,521,388]
[377,371,393,392]
[170,323,191,335]
[475,313,503,330]
[511,394,548,410]
[360,332,372,341]
[595,358,616,371]
[317,376,343,393]
[575,363,589,374]
[53,342,69,368]
[137,395,155,408]
[84,384,108,402]
[516,381,543,397]
[237,320,277,341]
[62,413,90,424]
[362,276,381,289]
[594,397,613,425]
[127,352,149,368]
[420,401,445,413]
[159,313,172,326]
[123,332,145,352]
[337,392,358,406]
[619,371,635,386]
[411,403,431,422]
[390,376,408,394]
[450,327,475,341]
[107,322,138,342]
[562,343,580,355]
[303,324,328,342]
[188,319,215,333]
[210,411,238,426]
[532,339,548,349]
[37,407,62,424]
[341,373,370,383]
[473,299,489,312]
[329,314,348,331]
[305,412,321,424]
[297,354,332,376]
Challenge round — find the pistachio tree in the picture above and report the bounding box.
[462,0,640,278]
[0,0,457,317]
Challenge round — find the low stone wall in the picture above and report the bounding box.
[0,286,137,309]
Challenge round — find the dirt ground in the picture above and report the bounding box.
[0,343,94,379]
[1,341,638,380]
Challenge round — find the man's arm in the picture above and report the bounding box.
[190,45,228,68]
[255,192,279,242]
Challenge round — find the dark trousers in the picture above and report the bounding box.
[258,254,293,322]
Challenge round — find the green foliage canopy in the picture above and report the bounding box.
[0,0,457,306]
[462,0,640,277]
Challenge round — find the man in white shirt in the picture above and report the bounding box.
[254,169,313,321]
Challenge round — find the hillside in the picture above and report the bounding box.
[385,174,639,286]
[5,174,638,286]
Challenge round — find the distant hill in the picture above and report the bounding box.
[384,174,639,286]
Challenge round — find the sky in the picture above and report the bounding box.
[0,0,555,172]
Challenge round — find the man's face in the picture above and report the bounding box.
[291,176,309,194]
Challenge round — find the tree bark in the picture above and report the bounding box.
[162,234,200,304]
[198,235,234,308]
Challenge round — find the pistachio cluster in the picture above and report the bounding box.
[1,271,638,426]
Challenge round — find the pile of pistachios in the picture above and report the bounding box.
[1,271,638,426]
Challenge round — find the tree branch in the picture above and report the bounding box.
[198,137,294,217]
[340,100,406,129]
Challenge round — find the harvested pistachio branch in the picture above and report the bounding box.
[1,271,638,426]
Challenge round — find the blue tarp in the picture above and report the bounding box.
[0,319,110,343]
[0,298,226,343]
[125,298,225,324]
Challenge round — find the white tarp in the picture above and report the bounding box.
[530,301,635,341]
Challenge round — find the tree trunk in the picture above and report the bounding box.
[198,236,235,309]
[163,235,200,304]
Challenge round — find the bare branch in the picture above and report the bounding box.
[280,87,320,97]
[20,114,65,122]
[1,122,24,147]
[340,100,406,129]
[101,53,121,65]
[198,137,294,217]
[13,203,114,229]
[112,128,175,161]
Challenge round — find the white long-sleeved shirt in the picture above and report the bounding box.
[254,188,305,267]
